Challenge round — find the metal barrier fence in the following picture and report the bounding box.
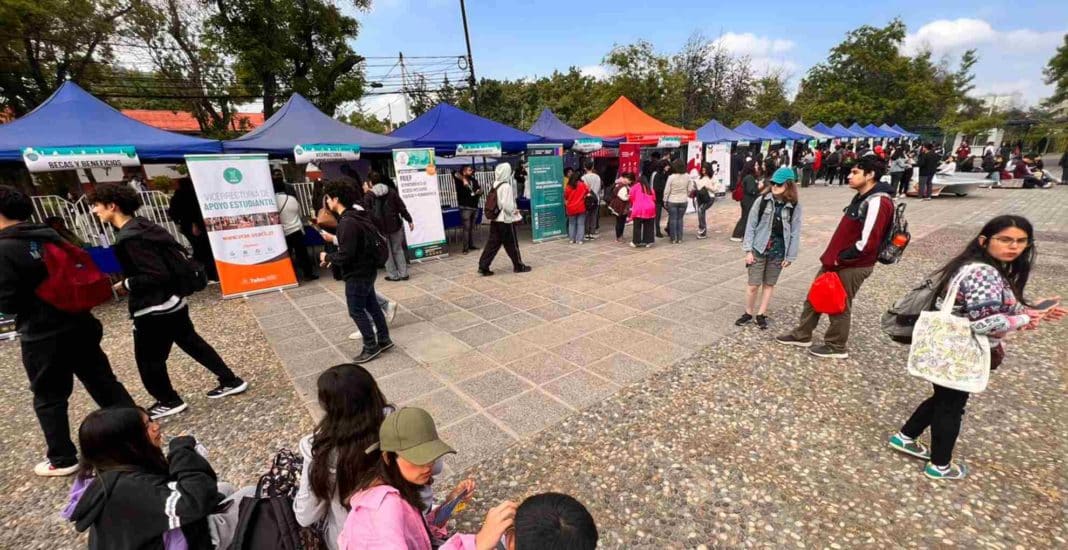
[290,171,496,218]
[30,191,189,248]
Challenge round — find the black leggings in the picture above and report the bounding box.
[901,384,970,466]
[615,214,627,239]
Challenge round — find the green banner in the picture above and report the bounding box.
[456,142,502,156]
[527,144,567,242]
[293,143,360,163]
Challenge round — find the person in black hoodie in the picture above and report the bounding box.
[364,172,414,282]
[319,180,393,364]
[650,160,670,238]
[66,406,249,549]
[168,178,218,282]
[88,184,247,420]
[0,185,134,477]
[917,143,941,200]
[453,165,482,254]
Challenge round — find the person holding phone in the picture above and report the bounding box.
[889,215,1065,480]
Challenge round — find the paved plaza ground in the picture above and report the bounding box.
[1,181,1066,548]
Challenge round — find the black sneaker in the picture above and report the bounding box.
[206,379,249,399]
[478,269,494,277]
[353,346,383,364]
[734,313,753,326]
[148,400,188,420]
[808,344,849,359]
[514,264,532,273]
[775,334,812,347]
[377,339,395,353]
[755,315,768,330]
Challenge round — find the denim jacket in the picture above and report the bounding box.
[742,196,802,262]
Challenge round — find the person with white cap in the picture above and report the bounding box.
[339,408,517,549]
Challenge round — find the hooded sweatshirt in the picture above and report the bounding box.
[363,183,413,235]
[326,205,380,282]
[0,223,98,341]
[490,164,522,223]
[67,436,223,550]
[113,217,186,317]
[819,182,895,270]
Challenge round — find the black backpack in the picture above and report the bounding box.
[160,240,208,297]
[584,188,599,211]
[356,216,390,269]
[228,449,325,550]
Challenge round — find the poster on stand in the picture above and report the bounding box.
[392,148,448,260]
[705,143,732,197]
[527,144,567,242]
[619,143,640,179]
[184,154,297,298]
[684,141,702,213]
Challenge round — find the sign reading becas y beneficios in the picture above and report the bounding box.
[184,153,297,298]
[22,145,140,172]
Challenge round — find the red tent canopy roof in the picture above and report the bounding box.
[579,96,695,145]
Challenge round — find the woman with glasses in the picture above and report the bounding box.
[888,215,1066,480]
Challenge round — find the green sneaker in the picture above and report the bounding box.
[924,461,968,480]
[888,433,930,460]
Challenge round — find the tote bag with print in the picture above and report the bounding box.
[906,265,991,393]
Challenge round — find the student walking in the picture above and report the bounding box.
[89,184,247,420]
[730,160,762,242]
[365,175,414,281]
[775,155,895,358]
[737,167,803,330]
[478,163,532,275]
[564,172,589,244]
[607,174,632,242]
[889,150,907,197]
[453,166,482,254]
[0,186,135,477]
[664,159,693,244]
[889,215,1065,480]
[629,175,657,247]
[695,163,722,239]
[581,161,602,238]
[274,174,317,282]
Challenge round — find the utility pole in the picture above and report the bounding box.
[459,0,478,113]
[399,52,410,123]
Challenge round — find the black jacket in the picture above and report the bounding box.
[918,151,941,176]
[113,217,182,316]
[0,223,98,341]
[70,436,223,550]
[651,170,668,203]
[167,183,203,235]
[326,207,379,281]
[454,175,481,209]
[364,183,413,234]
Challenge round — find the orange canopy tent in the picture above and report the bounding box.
[579,96,696,145]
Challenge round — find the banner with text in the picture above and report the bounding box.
[527,144,567,242]
[456,142,502,157]
[705,143,731,197]
[22,145,140,172]
[392,148,447,260]
[619,143,640,180]
[293,144,360,164]
[572,138,603,153]
[185,154,297,298]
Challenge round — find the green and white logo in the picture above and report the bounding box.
[656,136,681,148]
[223,167,243,184]
[456,142,502,157]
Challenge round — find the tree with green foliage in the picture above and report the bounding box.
[599,40,680,125]
[671,33,755,127]
[343,109,391,134]
[742,72,795,126]
[1042,34,1068,110]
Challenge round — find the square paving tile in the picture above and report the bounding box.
[402,388,477,427]
[293,291,341,309]
[390,322,471,363]
[543,370,619,408]
[491,311,545,334]
[649,302,710,324]
[452,322,511,348]
[620,314,680,337]
[283,347,347,378]
[552,312,606,337]
[588,302,641,322]
[274,333,328,361]
[439,415,516,472]
[411,301,461,321]
[457,369,533,408]
[353,348,421,379]
[586,353,658,385]
[549,337,614,366]
[478,334,542,364]
[617,292,671,312]
[620,338,692,367]
[487,391,571,436]
[310,310,351,331]
[505,351,578,384]
[400,293,446,310]
[469,301,519,321]
[431,310,484,332]
[528,302,576,321]
[262,319,313,341]
[503,293,551,311]
[516,325,572,349]
[450,293,497,309]
[376,367,445,404]
[259,310,304,329]
[427,350,498,383]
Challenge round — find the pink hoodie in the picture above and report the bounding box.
[339,485,476,550]
[628,182,655,220]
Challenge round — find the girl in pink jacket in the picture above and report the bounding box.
[628,176,657,247]
[339,408,516,549]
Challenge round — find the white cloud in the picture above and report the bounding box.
[712,32,795,56]
[579,64,611,81]
[902,18,1063,56]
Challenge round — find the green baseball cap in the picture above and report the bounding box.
[366,407,455,466]
[771,166,796,185]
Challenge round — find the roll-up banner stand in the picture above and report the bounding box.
[392,148,448,261]
[527,144,567,242]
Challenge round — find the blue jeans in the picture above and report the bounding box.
[667,202,687,240]
[345,277,390,351]
[567,212,586,242]
[697,199,714,232]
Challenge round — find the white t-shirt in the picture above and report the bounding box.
[275,192,304,236]
[581,173,602,198]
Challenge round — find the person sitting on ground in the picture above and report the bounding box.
[738,167,803,331]
[89,184,248,420]
[504,492,599,550]
[339,407,513,550]
[65,407,252,549]
[364,172,414,282]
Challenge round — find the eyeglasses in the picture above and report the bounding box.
[990,236,1031,247]
[771,181,788,186]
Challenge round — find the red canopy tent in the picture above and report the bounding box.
[579,96,695,145]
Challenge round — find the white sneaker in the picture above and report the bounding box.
[729,237,742,242]
[385,301,397,324]
[348,330,363,341]
[35,460,79,477]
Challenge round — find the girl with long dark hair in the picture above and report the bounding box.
[294,363,391,548]
[730,160,762,241]
[889,215,1065,479]
[628,174,657,247]
[65,407,246,549]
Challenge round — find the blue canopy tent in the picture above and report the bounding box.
[892,124,920,139]
[527,108,619,148]
[878,124,908,139]
[0,81,221,161]
[848,123,877,138]
[391,103,541,154]
[695,119,747,143]
[733,121,781,141]
[764,121,809,141]
[224,93,407,154]
[864,124,896,138]
[831,123,864,139]
[812,122,845,138]
[789,121,833,140]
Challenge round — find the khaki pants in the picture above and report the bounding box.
[789,266,874,352]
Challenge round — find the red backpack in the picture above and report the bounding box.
[35,239,113,312]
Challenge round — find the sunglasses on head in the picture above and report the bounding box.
[771,180,788,186]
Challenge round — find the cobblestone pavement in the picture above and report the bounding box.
[1,184,1065,547]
